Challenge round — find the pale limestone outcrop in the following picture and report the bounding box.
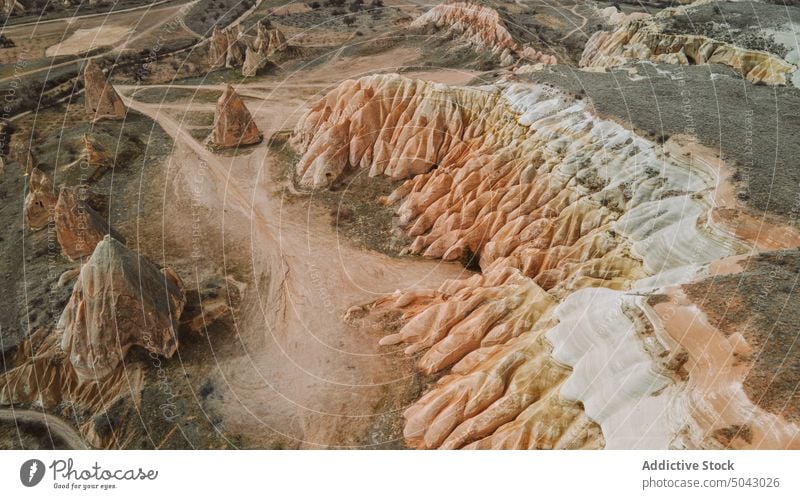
[83,60,126,121]
[24,167,57,231]
[295,73,773,449]
[57,236,186,382]
[580,19,796,86]
[546,257,800,450]
[54,187,120,261]
[410,2,555,66]
[208,85,262,148]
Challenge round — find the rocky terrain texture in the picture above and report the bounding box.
[295,72,795,448]
[581,1,800,86]
[2,0,800,450]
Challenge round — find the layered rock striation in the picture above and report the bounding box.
[581,18,797,86]
[295,73,800,449]
[410,2,556,66]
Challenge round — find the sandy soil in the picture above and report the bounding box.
[117,46,477,448]
[651,288,800,449]
[45,26,134,57]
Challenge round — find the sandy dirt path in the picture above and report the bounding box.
[119,49,479,448]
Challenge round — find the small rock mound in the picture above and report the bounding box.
[83,60,126,122]
[57,235,186,382]
[208,85,262,149]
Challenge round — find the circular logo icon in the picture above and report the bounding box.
[20,459,45,487]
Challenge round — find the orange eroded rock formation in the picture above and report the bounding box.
[208,85,263,149]
[296,74,760,448]
[83,60,126,122]
[209,21,288,75]
[57,236,186,382]
[368,266,603,449]
[410,2,556,66]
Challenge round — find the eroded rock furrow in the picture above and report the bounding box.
[293,72,800,449]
